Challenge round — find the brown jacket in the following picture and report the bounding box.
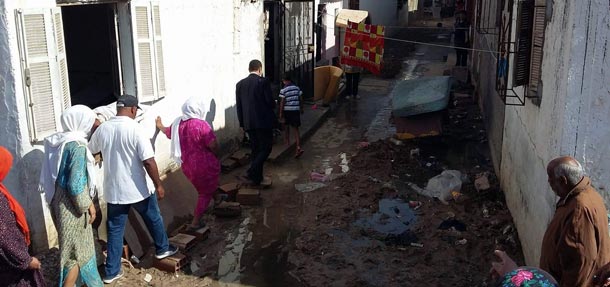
[540,177,610,287]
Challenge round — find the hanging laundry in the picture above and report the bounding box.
[341,21,385,75]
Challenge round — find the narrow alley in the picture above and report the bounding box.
[3,0,609,287]
[35,24,523,287]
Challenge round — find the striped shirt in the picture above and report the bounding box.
[279,84,302,111]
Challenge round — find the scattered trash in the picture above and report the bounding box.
[405,173,412,177]
[368,176,382,183]
[415,52,425,56]
[455,239,468,246]
[339,153,349,173]
[354,199,416,235]
[358,141,370,148]
[410,148,420,158]
[474,173,491,192]
[429,156,436,159]
[310,171,330,182]
[410,242,424,248]
[312,104,318,110]
[422,170,463,203]
[439,219,467,232]
[295,182,327,193]
[389,138,403,146]
[409,201,422,210]
[426,162,432,167]
[144,273,153,283]
[482,205,490,218]
[502,225,513,235]
[385,230,418,246]
[451,191,463,200]
[445,212,456,220]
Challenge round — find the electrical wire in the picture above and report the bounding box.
[319,10,500,55]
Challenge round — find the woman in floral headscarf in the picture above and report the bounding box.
[0,146,46,287]
[491,250,558,287]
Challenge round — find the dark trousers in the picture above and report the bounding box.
[345,72,360,96]
[247,129,273,184]
[455,48,468,66]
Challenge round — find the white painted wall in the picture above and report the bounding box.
[499,0,610,265]
[1,0,264,252]
[315,0,343,64]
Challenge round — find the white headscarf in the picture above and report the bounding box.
[170,97,207,165]
[40,105,98,203]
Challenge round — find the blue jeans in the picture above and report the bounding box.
[105,195,169,277]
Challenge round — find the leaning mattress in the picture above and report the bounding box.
[391,76,451,117]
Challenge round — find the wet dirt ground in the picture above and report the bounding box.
[36,26,525,287]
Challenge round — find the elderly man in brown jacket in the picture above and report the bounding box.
[540,156,610,286]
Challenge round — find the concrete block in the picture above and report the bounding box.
[236,189,261,205]
[169,233,197,251]
[153,252,187,273]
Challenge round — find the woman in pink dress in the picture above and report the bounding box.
[156,98,220,230]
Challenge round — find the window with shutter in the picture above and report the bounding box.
[151,3,166,98]
[528,4,545,102]
[16,9,68,142]
[52,8,71,110]
[512,0,534,87]
[131,2,157,102]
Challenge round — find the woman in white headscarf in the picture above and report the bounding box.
[156,97,220,230]
[39,105,103,287]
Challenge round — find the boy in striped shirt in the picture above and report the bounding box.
[279,75,304,158]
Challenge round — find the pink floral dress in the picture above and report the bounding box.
[165,119,220,217]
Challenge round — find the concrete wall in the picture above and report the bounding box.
[470,0,504,175]
[359,0,398,27]
[497,0,610,265]
[1,0,264,252]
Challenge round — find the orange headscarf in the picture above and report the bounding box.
[0,146,31,245]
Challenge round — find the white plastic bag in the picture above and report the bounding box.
[421,170,463,203]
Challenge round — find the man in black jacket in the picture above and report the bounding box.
[236,59,276,185]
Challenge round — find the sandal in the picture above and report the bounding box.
[295,148,304,158]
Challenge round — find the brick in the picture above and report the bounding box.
[153,252,187,273]
[236,189,261,205]
[230,150,250,166]
[219,182,241,196]
[214,202,242,218]
[221,158,239,172]
[242,176,272,190]
[183,226,211,241]
[169,233,197,251]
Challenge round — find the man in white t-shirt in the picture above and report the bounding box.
[89,95,177,284]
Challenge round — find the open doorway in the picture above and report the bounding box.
[62,3,121,109]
